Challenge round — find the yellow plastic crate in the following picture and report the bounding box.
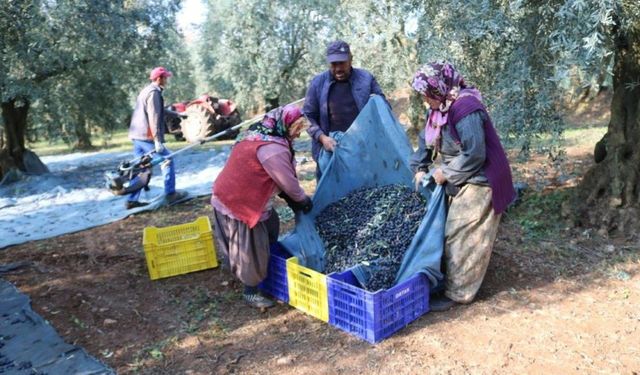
[143,216,218,280]
[286,257,329,322]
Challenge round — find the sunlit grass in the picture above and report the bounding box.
[28,129,236,156]
[524,125,607,152]
[29,123,314,157]
[562,126,607,149]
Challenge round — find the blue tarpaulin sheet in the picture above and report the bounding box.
[0,278,114,374]
[280,96,445,287]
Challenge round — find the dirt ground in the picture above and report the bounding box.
[2,98,640,374]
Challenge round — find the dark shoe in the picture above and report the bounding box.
[243,292,275,309]
[166,190,189,205]
[125,200,149,210]
[430,296,457,312]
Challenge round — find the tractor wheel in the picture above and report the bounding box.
[180,105,217,143]
[217,110,242,140]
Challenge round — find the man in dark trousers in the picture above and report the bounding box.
[303,40,386,177]
[127,66,186,209]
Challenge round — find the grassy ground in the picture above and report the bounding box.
[27,129,237,157]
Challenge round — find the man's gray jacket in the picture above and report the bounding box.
[129,83,165,142]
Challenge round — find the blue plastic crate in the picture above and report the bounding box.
[328,269,430,343]
[258,243,291,303]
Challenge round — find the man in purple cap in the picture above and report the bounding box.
[303,40,386,176]
[127,67,187,209]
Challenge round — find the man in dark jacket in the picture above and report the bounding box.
[127,66,186,209]
[303,41,386,170]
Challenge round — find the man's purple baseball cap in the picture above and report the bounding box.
[326,40,351,63]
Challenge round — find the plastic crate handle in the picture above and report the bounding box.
[335,283,358,297]
[298,271,313,279]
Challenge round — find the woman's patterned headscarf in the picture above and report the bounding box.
[411,61,466,105]
[411,62,476,149]
[238,104,303,146]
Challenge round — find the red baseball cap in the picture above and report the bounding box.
[149,67,172,81]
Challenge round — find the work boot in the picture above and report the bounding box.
[166,190,189,205]
[243,286,275,309]
[429,296,457,312]
[125,200,149,210]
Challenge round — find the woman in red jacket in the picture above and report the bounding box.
[211,104,311,309]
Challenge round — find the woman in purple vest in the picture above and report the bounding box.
[409,62,516,311]
[211,104,312,309]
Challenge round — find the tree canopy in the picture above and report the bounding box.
[197,0,634,153]
[0,0,193,156]
[199,0,338,113]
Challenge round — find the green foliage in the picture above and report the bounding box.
[198,0,637,155]
[511,190,570,239]
[0,0,195,147]
[409,0,561,153]
[409,0,638,155]
[334,0,419,93]
[3,0,637,153]
[199,0,338,113]
[199,0,419,112]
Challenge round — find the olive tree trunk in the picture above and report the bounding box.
[0,98,30,178]
[576,15,640,234]
[74,115,94,150]
[0,98,49,181]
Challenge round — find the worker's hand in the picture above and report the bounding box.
[433,168,447,185]
[413,171,427,191]
[300,195,313,214]
[160,160,172,170]
[154,140,166,154]
[319,134,337,152]
[279,193,313,214]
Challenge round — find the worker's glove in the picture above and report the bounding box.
[279,193,313,214]
[154,140,166,154]
[300,196,313,214]
[278,192,298,211]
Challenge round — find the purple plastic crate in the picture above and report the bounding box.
[328,269,430,343]
[258,243,290,303]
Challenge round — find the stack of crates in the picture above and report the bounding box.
[141,217,431,342]
[258,242,430,343]
[143,216,218,280]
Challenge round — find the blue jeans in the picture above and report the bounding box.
[128,140,176,202]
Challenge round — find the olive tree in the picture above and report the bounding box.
[0,0,191,179]
[199,0,338,112]
[572,1,640,232]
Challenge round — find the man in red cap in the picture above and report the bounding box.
[127,66,186,209]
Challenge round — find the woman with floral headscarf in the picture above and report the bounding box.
[211,104,312,309]
[410,62,516,311]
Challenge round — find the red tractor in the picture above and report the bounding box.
[165,94,241,143]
